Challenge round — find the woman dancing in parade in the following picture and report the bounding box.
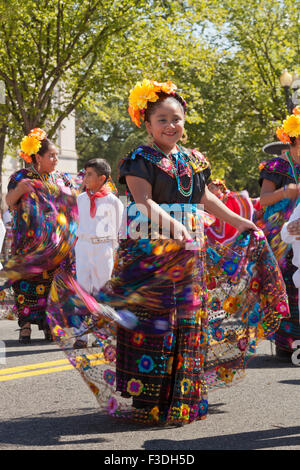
[5,128,76,343]
[257,106,300,360]
[206,178,255,245]
[47,80,288,426]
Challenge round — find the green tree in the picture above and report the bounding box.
[0,0,217,201]
[187,0,300,195]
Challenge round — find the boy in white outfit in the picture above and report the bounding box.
[73,158,124,348]
[281,202,300,321]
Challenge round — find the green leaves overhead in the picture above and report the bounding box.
[0,0,213,138]
[0,0,299,196]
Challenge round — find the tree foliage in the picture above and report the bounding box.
[0,0,215,200]
[0,0,299,198]
[187,0,300,194]
[76,0,300,197]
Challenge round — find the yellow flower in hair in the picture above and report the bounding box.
[283,114,300,137]
[129,79,160,111]
[128,79,178,127]
[20,135,41,156]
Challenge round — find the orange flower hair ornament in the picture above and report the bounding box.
[276,106,300,144]
[128,79,184,127]
[19,128,47,163]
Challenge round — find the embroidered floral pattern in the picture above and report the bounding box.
[127,379,144,396]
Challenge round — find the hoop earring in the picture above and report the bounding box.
[180,129,188,145]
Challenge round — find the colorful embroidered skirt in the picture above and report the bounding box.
[12,271,54,328]
[275,250,300,352]
[0,180,78,324]
[0,187,288,424]
[47,224,288,425]
[254,199,300,352]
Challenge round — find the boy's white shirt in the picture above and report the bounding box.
[76,192,124,242]
[281,202,300,289]
[74,192,124,341]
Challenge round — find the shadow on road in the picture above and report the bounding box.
[143,426,300,450]
[2,340,62,358]
[0,402,227,448]
[0,407,172,448]
[278,380,300,385]
[0,406,299,450]
[245,354,296,369]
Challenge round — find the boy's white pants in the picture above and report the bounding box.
[74,240,115,343]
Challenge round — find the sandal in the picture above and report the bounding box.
[19,325,31,344]
[42,320,53,342]
[44,327,53,342]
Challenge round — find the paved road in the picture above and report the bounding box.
[0,319,299,451]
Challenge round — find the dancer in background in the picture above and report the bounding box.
[281,203,300,324]
[257,106,300,360]
[5,128,76,343]
[206,178,254,245]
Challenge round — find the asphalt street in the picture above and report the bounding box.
[0,319,299,451]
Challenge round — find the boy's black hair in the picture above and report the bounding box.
[84,158,111,181]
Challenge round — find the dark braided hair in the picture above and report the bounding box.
[144,91,187,122]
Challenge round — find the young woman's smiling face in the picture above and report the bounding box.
[145,98,185,154]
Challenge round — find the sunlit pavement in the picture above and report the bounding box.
[0,319,299,450]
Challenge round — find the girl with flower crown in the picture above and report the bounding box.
[5,129,76,343]
[46,80,289,426]
[257,106,300,360]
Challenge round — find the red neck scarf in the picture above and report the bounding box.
[87,187,110,218]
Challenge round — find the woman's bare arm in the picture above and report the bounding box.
[260,179,300,207]
[201,186,257,233]
[125,175,191,240]
[6,180,30,209]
